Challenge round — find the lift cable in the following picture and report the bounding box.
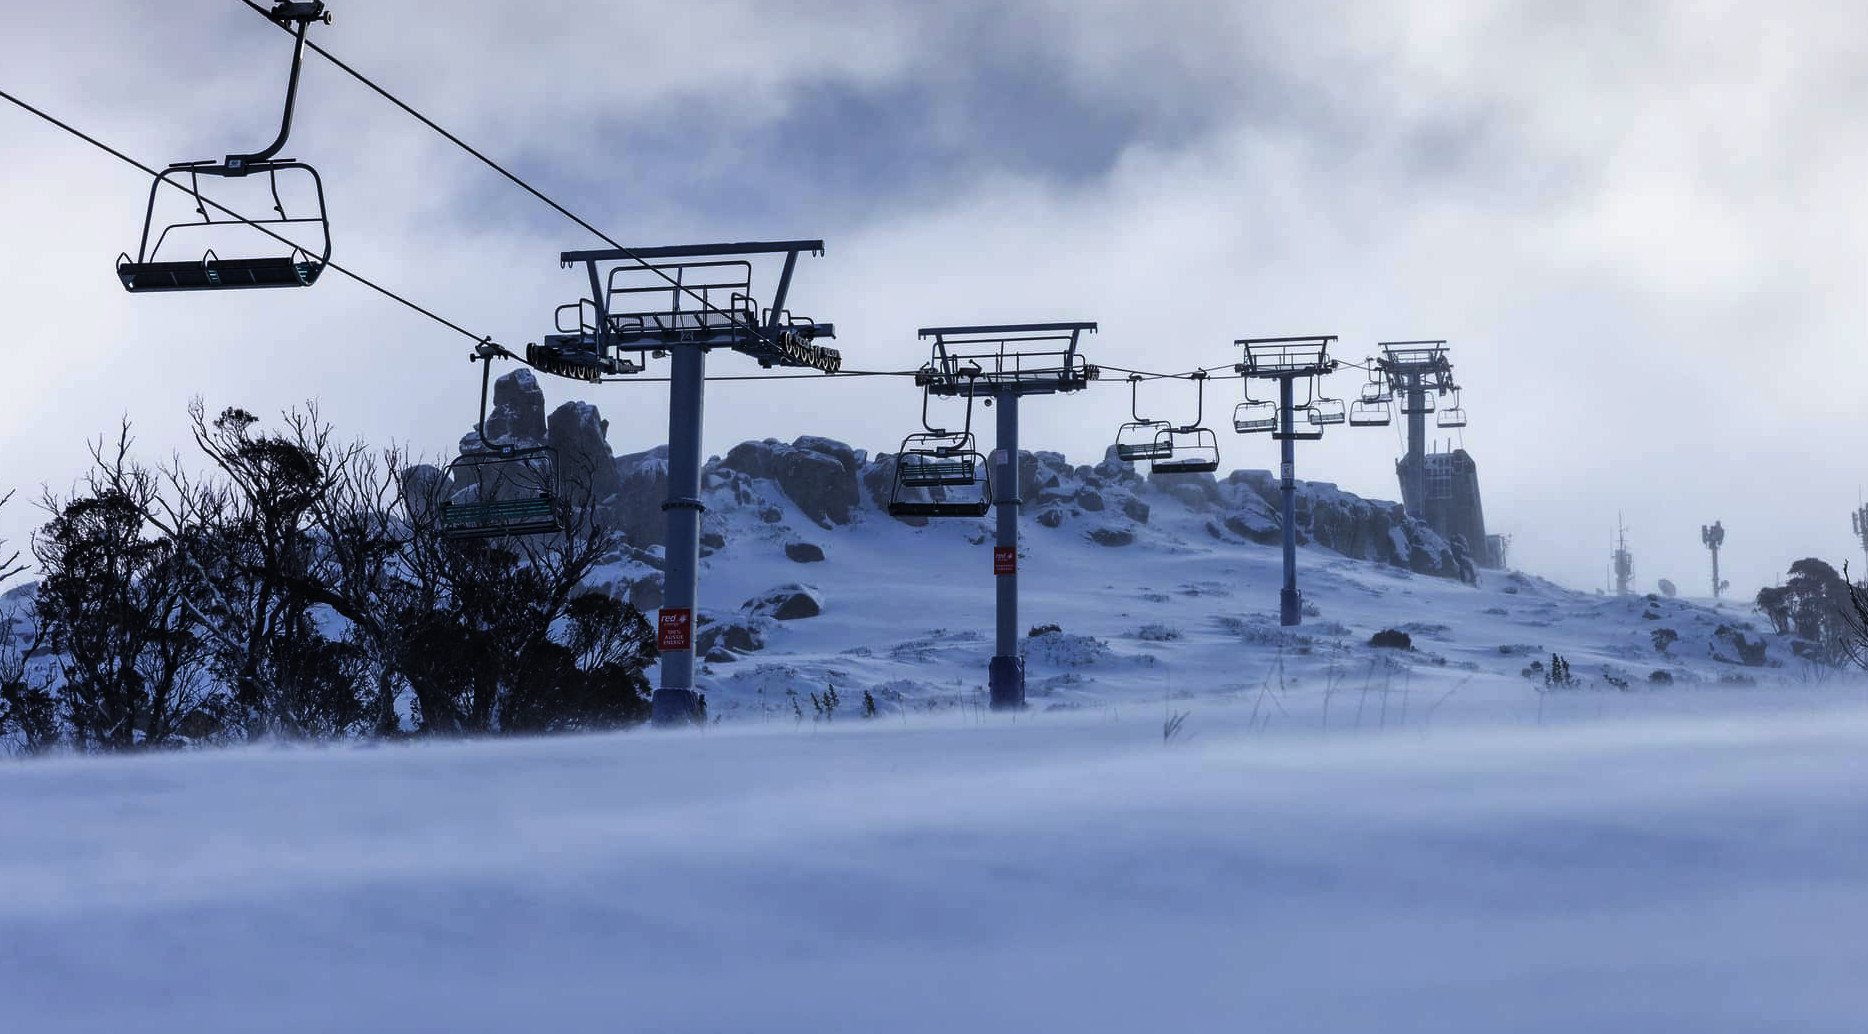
[2,88,1370,393]
[234,0,802,354]
[0,85,495,349]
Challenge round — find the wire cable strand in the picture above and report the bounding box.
[0,85,494,348]
[235,0,807,354]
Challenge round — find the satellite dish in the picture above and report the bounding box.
[1658,578,1678,598]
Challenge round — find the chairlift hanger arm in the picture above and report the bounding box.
[224,2,331,175]
[1178,370,1208,431]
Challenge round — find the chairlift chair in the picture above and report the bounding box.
[1437,389,1468,429]
[1348,398,1393,427]
[1150,426,1221,474]
[436,345,565,540]
[439,450,561,540]
[1398,391,1437,415]
[1275,405,1324,441]
[1359,375,1392,404]
[1265,378,1324,441]
[888,387,993,518]
[1233,397,1278,434]
[1308,395,1347,427]
[1115,375,1173,461]
[117,2,334,293]
[1233,379,1277,435]
[1150,372,1221,474]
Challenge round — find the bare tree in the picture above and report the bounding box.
[33,424,216,750]
[0,489,59,754]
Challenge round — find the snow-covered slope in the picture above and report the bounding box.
[588,438,1795,726]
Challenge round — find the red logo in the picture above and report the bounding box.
[993,547,1017,576]
[657,608,692,651]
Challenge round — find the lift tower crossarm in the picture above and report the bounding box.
[916,323,1098,396]
[547,241,838,377]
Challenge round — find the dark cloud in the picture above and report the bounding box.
[6,1,1868,596]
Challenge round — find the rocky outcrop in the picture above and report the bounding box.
[742,584,824,621]
[442,375,1466,582]
[547,401,623,513]
[611,446,670,547]
[484,369,547,444]
[1222,471,1456,578]
[720,438,860,528]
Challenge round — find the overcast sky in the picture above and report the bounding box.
[4,0,1866,598]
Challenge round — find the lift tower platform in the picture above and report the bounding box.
[914,323,1097,711]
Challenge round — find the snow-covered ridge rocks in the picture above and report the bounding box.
[437,372,1468,581]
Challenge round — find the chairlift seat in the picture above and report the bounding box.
[438,495,559,540]
[118,255,324,293]
[440,445,561,539]
[1116,418,1174,461]
[888,428,991,519]
[1273,424,1325,441]
[1150,427,1221,475]
[1233,401,1277,434]
[1399,394,1437,415]
[1117,441,1175,461]
[1150,455,1220,475]
[1349,399,1392,427]
[888,498,993,519]
[1438,407,1468,429]
[1309,399,1347,426]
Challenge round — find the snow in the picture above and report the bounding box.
[7,706,1868,1031]
[5,455,1868,1030]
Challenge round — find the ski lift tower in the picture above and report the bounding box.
[915,323,1098,711]
[1701,520,1726,599]
[1236,335,1339,627]
[541,241,839,725]
[1374,341,1456,519]
[1613,514,1635,596]
[1852,504,1868,579]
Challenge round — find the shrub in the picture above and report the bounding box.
[1368,629,1412,650]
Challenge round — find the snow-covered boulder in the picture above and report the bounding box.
[742,583,825,621]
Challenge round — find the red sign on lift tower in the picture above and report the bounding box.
[657,608,692,651]
[993,547,1017,576]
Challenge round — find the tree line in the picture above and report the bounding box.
[0,403,656,754]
